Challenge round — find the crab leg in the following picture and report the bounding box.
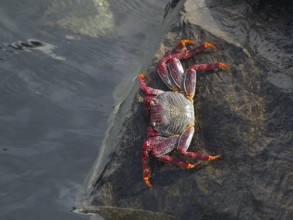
[142,136,177,187]
[142,140,153,187]
[184,69,197,100]
[144,96,156,119]
[156,155,200,169]
[183,62,230,99]
[157,54,179,91]
[188,62,230,72]
[138,74,163,95]
[163,40,216,91]
[175,42,217,60]
[157,39,195,91]
[141,136,178,187]
[171,39,195,54]
[177,126,221,161]
[147,126,158,137]
[142,135,199,187]
[167,58,185,89]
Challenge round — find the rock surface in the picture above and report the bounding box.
[76,0,293,219]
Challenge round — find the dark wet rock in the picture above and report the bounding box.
[246,0,293,9]
[76,0,293,219]
[74,206,178,220]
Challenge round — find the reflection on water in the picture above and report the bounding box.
[42,0,114,38]
[0,0,169,219]
[9,39,66,60]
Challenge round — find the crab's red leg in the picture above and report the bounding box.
[167,58,185,89]
[171,39,195,54]
[138,74,163,95]
[184,69,197,100]
[157,54,179,91]
[142,140,153,187]
[165,42,218,91]
[177,126,221,161]
[156,154,200,169]
[188,62,230,72]
[141,135,178,187]
[184,62,230,100]
[144,96,156,119]
[142,135,199,187]
[175,42,217,60]
[147,126,158,137]
[157,40,195,90]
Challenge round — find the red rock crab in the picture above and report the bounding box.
[138,40,230,187]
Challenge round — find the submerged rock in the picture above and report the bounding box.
[76,0,293,219]
[42,0,114,38]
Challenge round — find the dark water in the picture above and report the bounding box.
[0,0,169,219]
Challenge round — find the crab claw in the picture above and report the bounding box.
[203,42,217,51]
[208,155,221,161]
[138,73,145,80]
[186,161,201,169]
[181,39,195,46]
[218,62,230,71]
[173,39,196,53]
[144,176,152,187]
[143,169,152,187]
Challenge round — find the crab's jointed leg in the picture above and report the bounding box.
[138,74,163,95]
[157,54,179,91]
[167,57,185,89]
[175,42,217,60]
[183,62,230,100]
[142,136,178,187]
[156,39,195,91]
[158,42,218,91]
[188,62,230,72]
[143,96,156,119]
[184,69,197,100]
[142,135,200,187]
[142,140,153,187]
[171,39,195,54]
[156,155,200,169]
[147,126,158,137]
[177,126,221,161]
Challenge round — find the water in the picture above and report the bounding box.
[0,0,169,219]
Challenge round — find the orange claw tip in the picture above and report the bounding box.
[144,177,152,187]
[186,163,196,169]
[181,39,195,45]
[208,155,221,161]
[138,74,145,79]
[219,63,230,71]
[204,42,217,50]
[186,161,201,169]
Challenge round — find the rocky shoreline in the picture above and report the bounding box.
[76,1,293,219]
